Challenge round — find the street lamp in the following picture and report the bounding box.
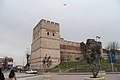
[96,36,100,42]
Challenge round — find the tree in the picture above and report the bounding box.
[26,54,30,64]
[85,39,102,78]
[106,41,120,62]
[106,41,120,71]
[25,53,30,70]
[3,57,8,69]
[106,41,119,51]
[24,48,31,70]
[42,55,52,72]
[86,46,101,78]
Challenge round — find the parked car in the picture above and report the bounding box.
[25,69,37,74]
[12,67,18,72]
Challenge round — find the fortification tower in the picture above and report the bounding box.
[31,19,60,70]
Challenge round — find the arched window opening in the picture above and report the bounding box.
[47,32,49,35]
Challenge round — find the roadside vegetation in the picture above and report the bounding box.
[51,59,119,71]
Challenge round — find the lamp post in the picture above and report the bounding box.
[96,36,100,42]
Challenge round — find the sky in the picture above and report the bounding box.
[0,0,120,65]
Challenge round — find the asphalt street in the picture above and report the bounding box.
[25,73,120,80]
[3,71,37,80]
[3,71,120,80]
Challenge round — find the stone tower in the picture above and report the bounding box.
[31,19,60,70]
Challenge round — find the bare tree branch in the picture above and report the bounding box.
[106,41,120,50]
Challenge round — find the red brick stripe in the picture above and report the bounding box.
[32,36,59,45]
[60,45,80,51]
[42,27,59,32]
[31,59,58,64]
[31,57,60,61]
[60,52,80,54]
[31,47,60,53]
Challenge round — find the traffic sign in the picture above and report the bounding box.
[108,52,115,63]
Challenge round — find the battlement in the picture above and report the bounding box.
[33,19,60,32]
[40,19,59,26]
[61,38,80,46]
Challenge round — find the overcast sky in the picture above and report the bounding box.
[0,0,120,65]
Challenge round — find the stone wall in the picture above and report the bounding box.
[60,38,82,62]
[31,19,60,70]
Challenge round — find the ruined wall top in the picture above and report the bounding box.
[86,39,96,44]
[60,38,80,46]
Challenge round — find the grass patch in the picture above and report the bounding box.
[51,59,119,71]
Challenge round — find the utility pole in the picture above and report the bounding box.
[23,56,24,67]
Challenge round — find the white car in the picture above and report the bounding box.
[26,69,37,74]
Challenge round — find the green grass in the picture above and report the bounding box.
[51,60,90,70]
[51,59,120,70]
[101,60,111,68]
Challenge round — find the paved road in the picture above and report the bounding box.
[4,71,37,80]
[24,73,120,80]
[3,72,120,80]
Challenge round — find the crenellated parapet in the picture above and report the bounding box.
[33,19,59,32]
[32,19,60,41]
[40,19,59,26]
[37,19,60,33]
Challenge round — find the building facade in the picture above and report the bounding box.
[0,57,13,69]
[30,19,84,70]
[60,38,82,62]
[31,19,61,70]
[30,19,103,70]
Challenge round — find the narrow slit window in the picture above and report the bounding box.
[53,33,55,36]
[47,32,49,35]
